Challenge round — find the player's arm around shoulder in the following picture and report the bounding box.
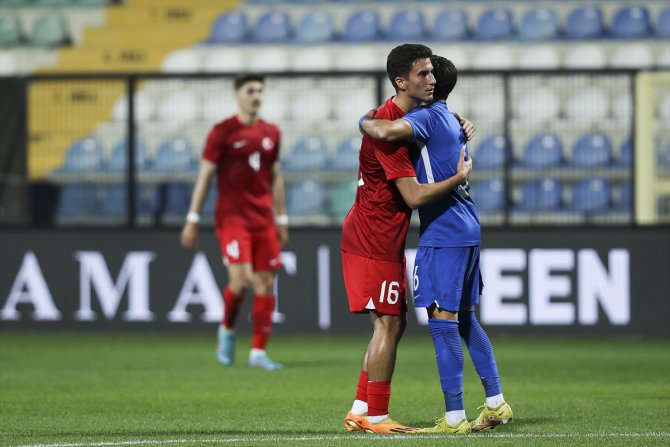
[180,159,217,250]
[394,146,472,209]
[271,160,289,247]
[359,109,413,142]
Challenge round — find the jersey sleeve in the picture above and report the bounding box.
[375,139,417,181]
[403,107,434,143]
[202,124,226,164]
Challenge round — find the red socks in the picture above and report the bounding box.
[355,370,368,403]
[251,295,275,350]
[367,381,391,417]
[222,287,244,329]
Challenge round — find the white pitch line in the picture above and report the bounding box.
[14,432,670,447]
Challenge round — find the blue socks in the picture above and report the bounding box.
[429,319,464,412]
[458,310,502,397]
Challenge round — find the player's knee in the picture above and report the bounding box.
[252,272,274,296]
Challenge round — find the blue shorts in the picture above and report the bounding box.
[413,246,483,311]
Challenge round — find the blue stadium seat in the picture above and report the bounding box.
[475,8,513,40]
[656,7,670,38]
[162,182,192,218]
[150,138,193,172]
[518,8,558,41]
[287,180,327,216]
[571,133,613,169]
[520,134,563,169]
[329,179,357,219]
[56,183,99,218]
[330,136,360,171]
[565,6,604,39]
[295,11,334,43]
[388,10,425,41]
[57,137,104,172]
[342,10,381,42]
[208,12,248,44]
[284,136,328,171]
[616,181,632,211]
[518,178,562,212]
[571,178,611,213]
[431,10,468,41]
[100,184,159,219]
[106,139,147,171]
[611,5,651,39]
[253,11,290,43]
[473,178,505,213]
[618,137,632,166]
[474,135,506,170]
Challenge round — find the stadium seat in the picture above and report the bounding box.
[517,45,560,69]
[0,15,22,47]
[472,45,514,70]
[473,178,505,214]
[520,134,563,169]
[208,11,248,44]
[564,44,606,69]
[56,182,99,219]
[342,10,381,42]
[656,7,670,38]
[518,8,558,41]
[616,181,632,211]
[610,5,651,39]
[287,180,327,216]
[475,8,513,40]
[571,133,613,169]
[201,93,237,125]
[284,136,328,171]
[248,46,290,72]
[291,46,334,71]
[161,181,192,218]
[253,11,290,43]
[100,183,159,219]
[335,46,384,71]
[203,47,246,73]
[29,15,70,47]
[113,92,155,123]
[0,50,19,75]
[516,88,560,124]
[106,139,148,171]
[431,10,468,41]
[565,6,604,39]
[571,178,611,213]
[330,136,360,171]
[388,10,426,41]
[471,90,504,122]
[291,91,331,123]
[612,92,632,121]
[329,179,357,219]
[295,11,334,43]
[618,137,632,166]
[334,88,377,126]
[156,90,198,123]
[261,90,289,123]
[610,43,654,69]
[57,137,104,172]
[517,178,562,212]
[474,135,506,170]
[150,138,193,172]
[566,88,609,123]
[161,49,201,73]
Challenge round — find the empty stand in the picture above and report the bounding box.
[475,8,513,40]
[54,136,104,173]
[161,49,201,73]
[330,136,360,171]
[284,136,329,171]
[0,15,22,47]
[342,10,381,42]
[516,88,560,124]
[517,178,562,212]
[473,178,505,214]
[388,10,425,41]
[570,133,613,169]
[566,87,609,124]
[431,10,468,41]
[519,134,563,169]
[106,139,148,171]
[253,11,290,43]
[56,182,99,220]
[565,6,604,39]
[203,47,247,73]
[287,179,327,216]
[156,90,199,123]
[29,15,70,47]
[564,44,606,69]
[161,181,192,222]
[474,135,506,170]
[611,5,651,39]
[208,11,248,44]
[329,179,356,219]
[294,11,334,44]
[571,178,611,213]
[656,6,670,38]
[517,45,560,70]
[610,43,654,68]
[518,7,558,41]
[150,138,193,172]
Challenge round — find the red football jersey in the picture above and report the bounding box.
[341,97,417,262]
[203,116,280,230]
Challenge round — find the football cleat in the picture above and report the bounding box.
[216,326,235,366]
[343,412,367,432]
[360,417,422,434]
[470,402,513,431]
[422,417,471,434]
[248,352,283,371]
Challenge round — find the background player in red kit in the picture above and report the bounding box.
[341,44,474,434]
[180,73,288,371]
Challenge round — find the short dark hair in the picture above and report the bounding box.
[386,44,433,92]
[234,73,264,90]
[430,55,457,101]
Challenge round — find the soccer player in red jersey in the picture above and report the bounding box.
[180,73,288,371]
[341,44,474,434]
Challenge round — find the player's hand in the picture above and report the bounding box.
[456,146,473,182]
[358,109,378,135]
[454,112,475,141]
[365,108,376,118]
[180,223,200,250]
[277,224,289,247]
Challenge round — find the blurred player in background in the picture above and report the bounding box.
[341,44,474,434]
[360,55,513,433]
[180,73,288,371]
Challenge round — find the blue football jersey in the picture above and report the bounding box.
[403,101,481,247]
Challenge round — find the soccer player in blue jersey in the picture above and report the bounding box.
[360,55,513,434]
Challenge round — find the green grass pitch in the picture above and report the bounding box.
[1,332,668,447]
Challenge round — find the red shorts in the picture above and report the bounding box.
[341,250,407,315]
[215,226,282,272]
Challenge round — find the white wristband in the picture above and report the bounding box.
[186,211,200,224]
[275,214,289,225]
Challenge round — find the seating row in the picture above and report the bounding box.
[0,14,70,47]
[206,5,670,44]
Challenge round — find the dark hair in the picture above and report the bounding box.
[386,44,433,92]
[430,55,457,101]
[234,73,265,90]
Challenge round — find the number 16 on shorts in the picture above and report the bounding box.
[379,280,400,304]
